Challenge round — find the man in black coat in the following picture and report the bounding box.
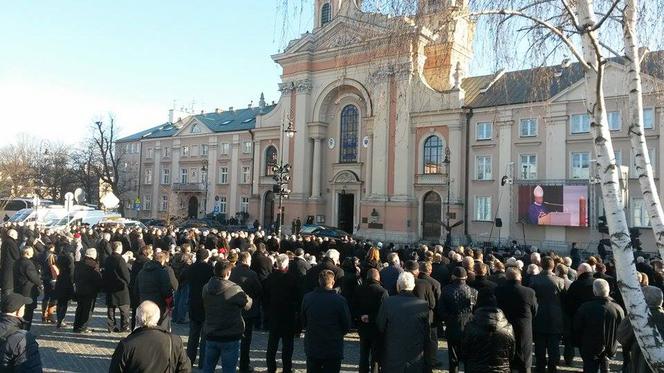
[496,267,538,373]
[186,249,214,368]
[12,246,42,330]
[0,293,43,372]
[529,256,565,373]
[137,251,177,330]
[229,252,263,373]
[412,260,442,369]
[1,229,20,296]
[301,269,351,372]
[353,268,388,373]
[129,245,151,329]
[97,232,113,267]
[54,244,75,328]
[573,279,624,372]
[470,262,498,293]
[103,241,131,332]
[564,263,595,364]
[250,244,273,283]
[73,248,103,333]
[109,300,190,373]
[439,267,478,373]
[264,254,300,373]
[305,249,344,292]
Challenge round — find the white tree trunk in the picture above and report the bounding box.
[577,0,664,369]
[623,0,664,260]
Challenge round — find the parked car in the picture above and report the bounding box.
[299,224,352,239]
[97,218,147,230]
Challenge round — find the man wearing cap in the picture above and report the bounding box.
[527,185,549,225]
[439,267,478,373]
[73,248,103,333]
[0,293,42,371]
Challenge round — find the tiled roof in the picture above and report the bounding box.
[116,104,276,143]
[462,49,664,109]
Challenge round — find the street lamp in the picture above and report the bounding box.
[443,146,452,247]
[273,117,296,238]
[201,159,209,217]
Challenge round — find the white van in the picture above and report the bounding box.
[45,207,117,231]
[1,198,53,220]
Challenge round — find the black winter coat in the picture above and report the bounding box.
[54,252,75,300]
[13,257,41,300]
[461,306,515,373]
[0,237,19,292]
[415,275,439,324]
[495,280,538,371]
[565,272,595,320]
[229,264,263,319]
[573,296,624,359]
[109,327,190,373]
[288,257,311,277]
[0,315,42,372]
[129,255,149,308]
[103,253,131,307]
[439,281,478,342]
[97,239,112,267]
[264,270,300,335]
[305,257,344,292]
[250,252,273,282]
[186,261,214,322]
[137,260,175,314]
[352,279,388,339]
[528,271,565,334]
[202,277,252,341]
[74,257,103,298]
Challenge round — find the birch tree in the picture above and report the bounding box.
[622,0,664,260]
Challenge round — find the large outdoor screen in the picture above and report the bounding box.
[517,185,588,227]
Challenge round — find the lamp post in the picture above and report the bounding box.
[201,159,209,217]
[273,117,296,238]
[443,146,452,247]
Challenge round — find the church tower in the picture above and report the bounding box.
[314,0,364,29]
[418,0,474,91]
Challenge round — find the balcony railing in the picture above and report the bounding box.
[416,173,448,185]
[172,183,206,192]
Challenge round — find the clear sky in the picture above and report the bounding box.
[0,0,315,144]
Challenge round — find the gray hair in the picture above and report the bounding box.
[276,254,289,271]
[593,279,610,297]
[112,241,123,253]
[7,229,18,239]
[643,286,663,308]
[135,300,160,328]
[578,263,593,274]
[103,232,111,240]
[396,272,415,292]
[326,249,340,264]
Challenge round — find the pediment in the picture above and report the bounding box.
[285,17,389,54]
[175,117,212,137]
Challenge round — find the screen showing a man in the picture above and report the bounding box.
[527,185,548,224]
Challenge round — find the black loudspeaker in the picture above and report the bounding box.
[495,218,503,227]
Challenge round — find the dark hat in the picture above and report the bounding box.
[452,267,467,280]
[404,260,419,272]
[1,293,33,313]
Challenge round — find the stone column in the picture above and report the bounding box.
[496,120,513,239]
[291,79,312,199]
[151,142,161,217]
[544,115,569,243]
[448,123,462,200]
[393,73,412,198]
[229,134,240,216]
[311,136,323,199]
[206,137,217,212]
[369,71,389,199]
[171,139,180,185]
[251,138,261,196]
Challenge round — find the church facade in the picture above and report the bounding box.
[117,0,664,252]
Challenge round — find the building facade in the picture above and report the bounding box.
[117,0,664,252]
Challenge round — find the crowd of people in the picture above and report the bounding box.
[1,220,663,373]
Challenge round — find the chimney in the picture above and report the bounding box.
[168,109,174,123]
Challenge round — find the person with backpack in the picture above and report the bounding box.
[0,293,42,372]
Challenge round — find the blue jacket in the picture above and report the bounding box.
[0,314,42,373]
[301,288,351,360]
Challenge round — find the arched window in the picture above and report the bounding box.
[423,135,444,174]
[265,146,278,175]
[321,3,331,26]
[339,105,359,163]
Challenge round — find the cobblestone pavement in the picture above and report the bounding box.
[32,301,622,372]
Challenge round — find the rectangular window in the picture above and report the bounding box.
[643,108,654,129]
[161,168,170,184]
[220,143,230,155]
[162,147,170,158]
[192,145,199,157]
[571,113,591,134]
[146,147,154,159]
[243,141,252,154]
[201,144,209,156]
[180,168,188,184]
[219,167,229,184]
[571,152,591,179]
[608,111,621,131]
[143,195,151,211]
[182,146,190,157]
[475,155,492,180]
[160,195,168,212]
[240,197,249,213]
[519,118,537,137]
[476,122,493,140]
[131,143,139,154]
[190,168,199,183]
[219,196,227,214]
[520,154,537,179]
[144,169,152,184]
[475,196,492,221]
[632,198,650,227]
[241,166,250,184]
